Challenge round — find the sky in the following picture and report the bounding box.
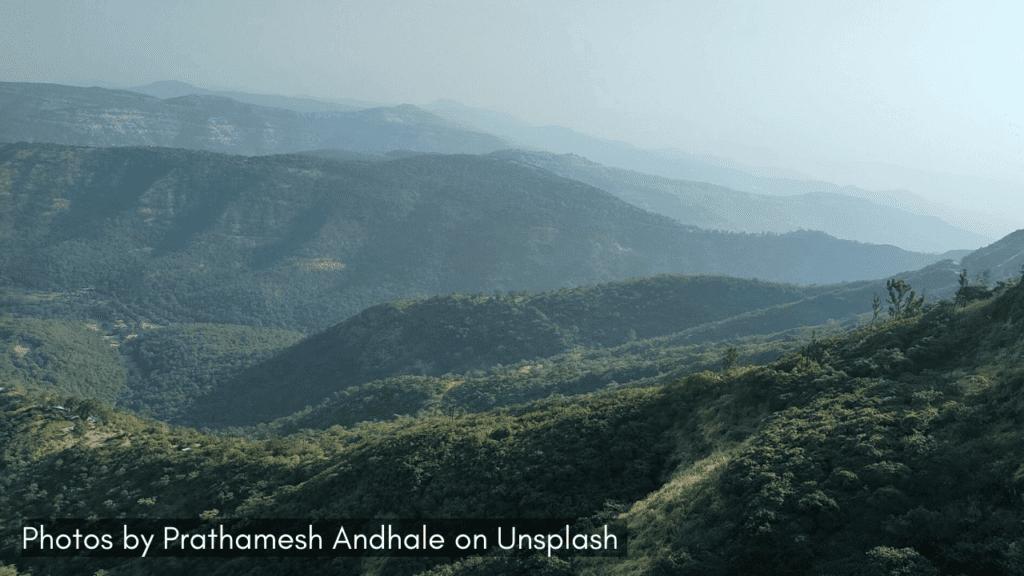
[2,0,1022,206]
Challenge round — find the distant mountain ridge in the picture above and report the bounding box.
[489,149,990,254]
[0,82,508,156]
[2,81,997,253]
[425,99,1000,248]
[69,79,395,113]
[126,79,392,113]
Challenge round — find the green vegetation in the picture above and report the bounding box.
[188,275,859,427]
[720,346,739,372]
[0,270,867,433]
[0,315,126,404]
[119,323,305,422]
[885,278,925,319]
[871,293,883,326]
[5,83,1024,576]
[0,143,959,335]
[3,271,1023,575]
[246,320,844,437]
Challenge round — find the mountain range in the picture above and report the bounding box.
[3,79,1024,576]
[0,141,965,336]
[489,149,989,253]
[0,81,998,253]
[125,79,392,112]
[425,98,1015,245]
[4,267,1024,575]
[0,82,507,157]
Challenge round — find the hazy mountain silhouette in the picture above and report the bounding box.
[490,149,990,253]
[0,82,508,156]
[425,98,998,248]
[126,79,391,113]
[2,82,996,253]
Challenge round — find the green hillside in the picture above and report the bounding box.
[263,320,841,438]
[3,274,1023,575]
[1,142,953,334]
[0,315,126,405]
[188,275,858,428]
[2,272,889,432]
[119,323,305,421]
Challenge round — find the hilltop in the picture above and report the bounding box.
[186,275,843,427]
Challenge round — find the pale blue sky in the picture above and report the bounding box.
[3,0,1022,195]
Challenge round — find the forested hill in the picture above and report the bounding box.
[0,82,508,156]
[1,143,950,333]
[189,270,980,429]
[187,276,838,426]
[3,264,1024,576]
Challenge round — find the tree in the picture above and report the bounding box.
[954,269,969,315]
[871,294,882,326]
[887,279,925,320]
[721,346,739,372]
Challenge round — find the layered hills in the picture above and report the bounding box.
[491,149,990,254]
[124,79,388,113]
[187,276,844,427]
[4,80,1023,575]
[1,142,953,333]
[426,98,1003,248]
[186,260,998,430]
[3,267,1023,575]
[1,82,997,254]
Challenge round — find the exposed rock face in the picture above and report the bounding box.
[0,82,508,156]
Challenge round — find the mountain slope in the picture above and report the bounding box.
[490,149,989,253]
[188,276,824,426]
[0,143,953,333]
[3,272,1023,575]
[0,315,126,405]
[189,270,970,429]
[426,99,998,249]
[960,229,1024,283]
[125,80,367,113]
[118,322,305,421]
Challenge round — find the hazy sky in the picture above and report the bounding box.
[3,0,1022,192]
